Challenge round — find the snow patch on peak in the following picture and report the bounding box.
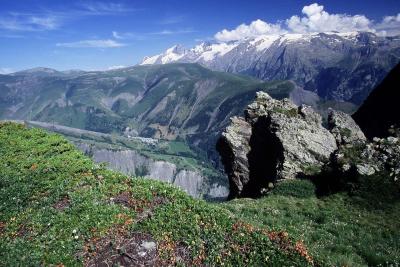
[141,55,160,65]
[165,44,186,54]
[334,31,360,39]
[196,42,238,61]
[161,53,184,64]
[139,31,381,66]
[141,44,187,65]
[161,45,186,64]
[249,35,280,51]
[279,33,314,43]
[192,42,211,54]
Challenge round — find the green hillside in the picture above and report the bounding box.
[0,122,311,266]
[2,122,398,266]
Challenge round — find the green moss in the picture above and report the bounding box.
[302,164,322,176]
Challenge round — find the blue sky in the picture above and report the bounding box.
[0,0,399,72]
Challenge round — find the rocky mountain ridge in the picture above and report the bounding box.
[141,32,400,104]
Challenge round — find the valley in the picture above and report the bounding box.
[20,120,229,200]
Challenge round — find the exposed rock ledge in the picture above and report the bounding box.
[217,92,368,198]
[77,143,229,199]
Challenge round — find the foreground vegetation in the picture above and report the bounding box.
[0,123,310,266]
[223,179,400,266]
[1,122,399,266]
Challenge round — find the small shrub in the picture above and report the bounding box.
[302,164,321,176]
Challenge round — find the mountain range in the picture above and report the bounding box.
[2,32,400,169]
[0,64,301,162]
[141,31,400,104]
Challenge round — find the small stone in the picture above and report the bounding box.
[141,241,156,251]
[342,164,351,172]
[373,137,381,143]
[356,164,376,176]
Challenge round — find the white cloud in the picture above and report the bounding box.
[0,3,135,33]
[77,2,136,15]
[0,13,61,31]
[56,39,126,48]
[112,31,123,39]
[112,31,137,40]
[213,3,400,42]
[302,3,324,17]
[375,13,400,36]
[150,29,195,35]
[287,3,373,33]
[214,19,285,42]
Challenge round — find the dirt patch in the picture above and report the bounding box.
[53,196,70,211]
[16,224,31,238]
[157,237,198,266]
[175,242,192,263]
[112,191,132,208]
[83,194,170,266]
[85,232,158,267]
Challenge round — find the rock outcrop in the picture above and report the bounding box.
[216,117,252,198]
[219,63,400,198]
[328,109,366,145]
[77,143,229,199]
[217,92,337,198]
[332,136,400,182]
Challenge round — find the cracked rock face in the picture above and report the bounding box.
[328,109,366,145]
[216,116,252,198]
[217,92,337,198]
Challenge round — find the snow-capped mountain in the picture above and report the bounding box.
[140,32,400,104]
